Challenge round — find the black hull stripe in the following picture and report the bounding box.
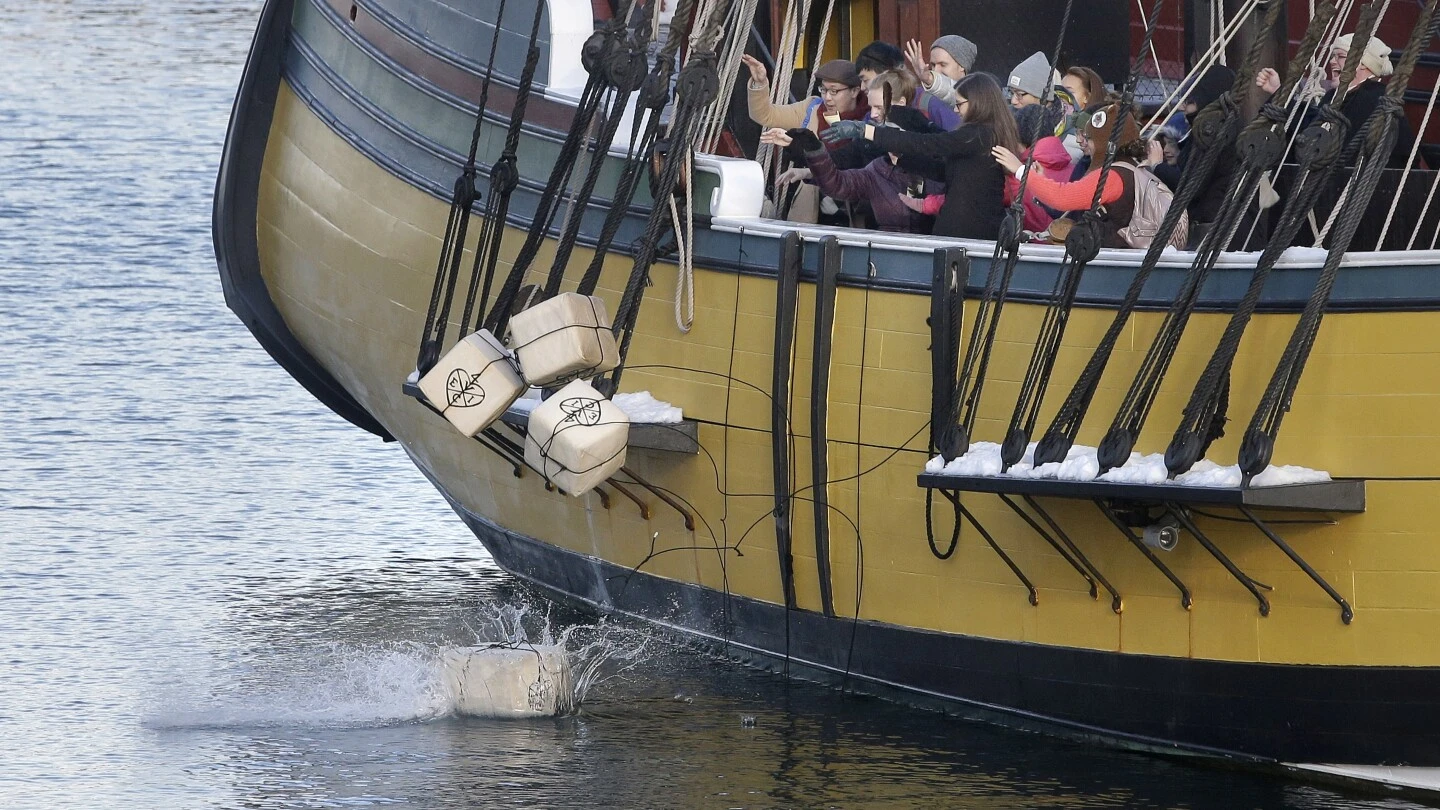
[444,486,1440,766]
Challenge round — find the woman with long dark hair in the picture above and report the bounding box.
[823,72,1020,240]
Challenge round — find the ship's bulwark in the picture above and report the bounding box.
[226,0,1440,768]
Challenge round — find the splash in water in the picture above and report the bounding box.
[147,598,653,729]
[457,600,653,714]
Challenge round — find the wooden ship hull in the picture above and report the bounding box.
[215,0,1440,788]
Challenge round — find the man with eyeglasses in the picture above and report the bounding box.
[741,56,869,223]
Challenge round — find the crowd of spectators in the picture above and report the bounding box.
[742,28,1409,249]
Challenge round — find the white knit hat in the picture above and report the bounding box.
[1333,33,1394,78]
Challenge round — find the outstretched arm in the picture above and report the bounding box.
[871,123,988,159]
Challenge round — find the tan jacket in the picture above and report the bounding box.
[748,83,823,223]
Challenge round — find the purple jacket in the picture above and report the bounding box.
[804,149,932,234]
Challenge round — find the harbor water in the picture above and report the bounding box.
[0,2,1432,807]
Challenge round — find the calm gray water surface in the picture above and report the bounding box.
[0,2,1431,808]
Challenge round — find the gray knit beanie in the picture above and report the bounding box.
[1008,51,1051,98]
[930,35,978,73]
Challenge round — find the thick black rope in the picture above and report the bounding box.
[1089,0,1341,475]
[577,0,702,296]
[484,2,639,337]
[998,0,1166,470]
[946,0,1076,456]
[1163,1,1386,477]
[1238,0,1440,481]
[455,0,545,337]
[415,0,518,372]
[603,3,729,395]
[1032,0,1283,468]
[539,1,660,298]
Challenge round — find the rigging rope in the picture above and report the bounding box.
[1033,0,1283,468]
[943,0,1077,460]
[1163,0,1388,477]
[483,0,641,337]
[1377,63,1440,249]
[1085,0,1341,475]
[574,0,704,298]
[415,0,526,373]
[538,3,657,299]
[1239,0,1440,481]
[999,0,1168,471]
[603,1,731,395]
[1142,0,1263,134]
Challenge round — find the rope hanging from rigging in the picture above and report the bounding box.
[936,0,1077,464]
[998,0,1167,471]
[1164,0,1390,478]
[577,0,705,297]
[1085,0,1342,476]
[1238,0,1440,483]
[602,1,730,396]
[537,1,657,300]
[1032,0,1283,468]
[483,0,643,338]
[414,0,533,374]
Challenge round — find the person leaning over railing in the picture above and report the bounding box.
[822,72,1019,240]
[992,101,1148,248]
[743,56,870,224]
[761,98,943,235]
[855,40,960,130]
[1255,32,1415,168]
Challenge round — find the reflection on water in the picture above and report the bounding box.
[0,1,1433,808]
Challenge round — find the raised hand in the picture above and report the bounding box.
[1144,138,1165,168]
[740,54,769,87]
[904,39,932,86]
[1255,67,1281,95]
[759,127,793,148]
[820,120,864,144]
[783,128,823,153]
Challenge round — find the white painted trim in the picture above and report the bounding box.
[1288,763,1440,795]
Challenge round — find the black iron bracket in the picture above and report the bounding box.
[1096,499,1193,610]
[1005,494,1124,614]
[1238,505,1354,624]
[1166,503,1273,616]
[952,497,1038,606]
[620,465,695,530]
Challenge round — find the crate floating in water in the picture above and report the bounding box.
[441,644,574,718]
[417,330,525,437]
[508,292,619,387]
[525,379,629,496]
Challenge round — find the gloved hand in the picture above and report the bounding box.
[784,128,823,153]
[820,119,864,144]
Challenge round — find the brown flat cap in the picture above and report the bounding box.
[814,59,861,87]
